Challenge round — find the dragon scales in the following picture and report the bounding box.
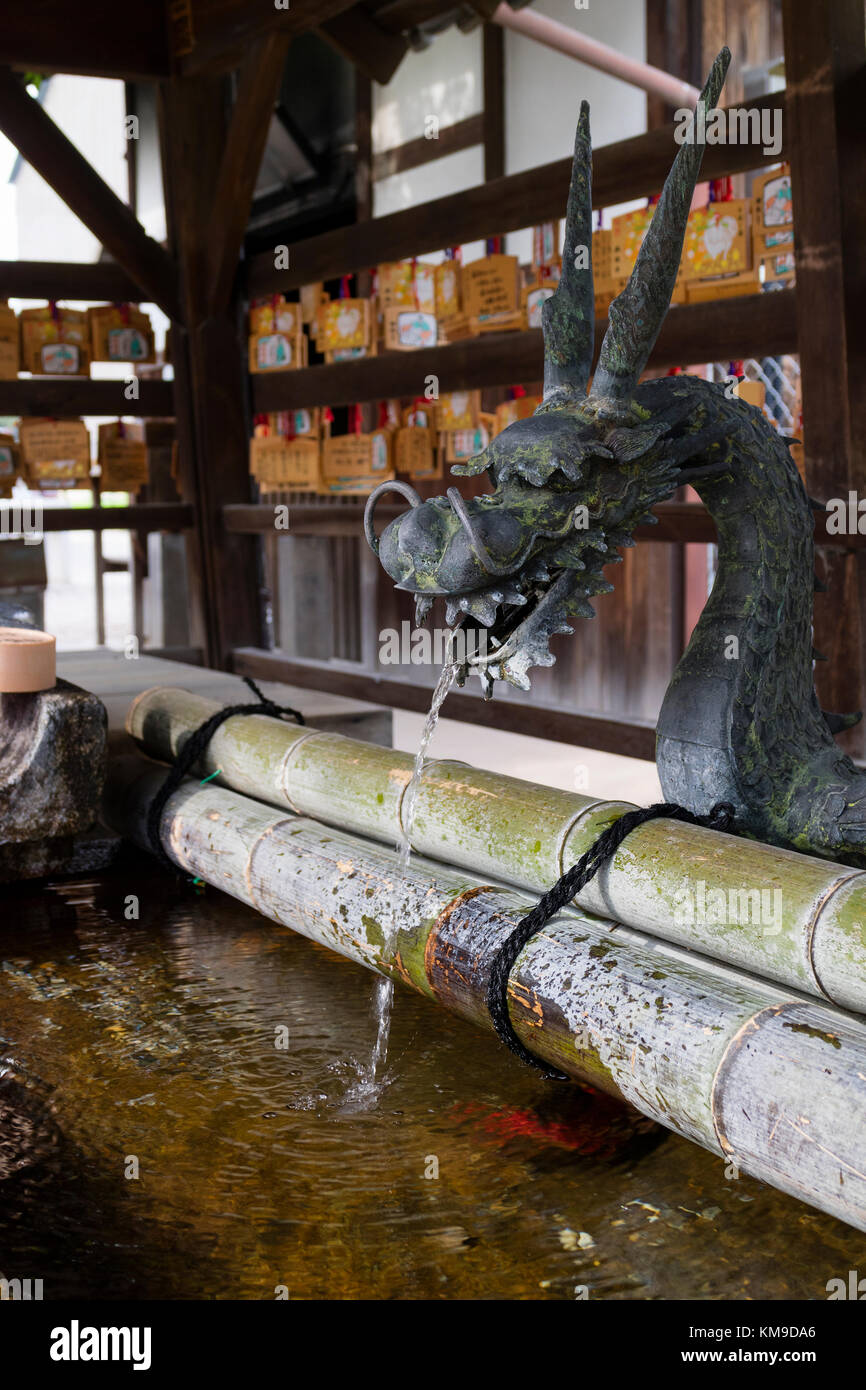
[364,47,866,868]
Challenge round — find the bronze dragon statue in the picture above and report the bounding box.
[364,47,866,868]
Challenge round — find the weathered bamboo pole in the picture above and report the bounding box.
[105,751,866,1232]
[127,686,866,1014]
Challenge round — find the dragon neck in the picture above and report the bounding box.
[655,380,833,830]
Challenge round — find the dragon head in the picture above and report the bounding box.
[364,49,731,697]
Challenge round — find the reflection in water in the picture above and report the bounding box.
[0,855,864,1300]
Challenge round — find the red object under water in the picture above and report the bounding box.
[449,1094,658,1160]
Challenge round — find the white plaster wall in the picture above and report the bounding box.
[373,146,484,220]
[372,26,483,152]
[372,1,649,258]
[504,0,647,260]
[505,0,647,174]
[373,26,483,258]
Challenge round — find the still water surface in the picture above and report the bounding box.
[1,857,864,1300]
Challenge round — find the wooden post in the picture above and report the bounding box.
[482,23,504,184]
[355,71,373,432]
[158,70,275,667]
[782,0,866,751]
[203,34,291,318]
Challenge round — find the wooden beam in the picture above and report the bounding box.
[372,114,484,181]
[0,2,170,79]
[0,378,174,417]
[0,70,181,322]
[204,33,291,318]
[231,646,659,760]
[16,503,195,533]
[248,93,786,293]
[251,290,797,410]
[181,0,359,76]
[783,0,866,754]
[0,260,146,302]
[318,6,408,85]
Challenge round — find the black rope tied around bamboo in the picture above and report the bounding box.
[147,676,305,877]
[486,799,736,1080]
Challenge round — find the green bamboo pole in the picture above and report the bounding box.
[126,685,866,1013]
[105,750,866,1233]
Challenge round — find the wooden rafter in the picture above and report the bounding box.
[0,69,181,321]
[179,0,361,76]
[371,0,461,31]
[204,33,292,318]
[318,7,408,85]
[0,0,170,79]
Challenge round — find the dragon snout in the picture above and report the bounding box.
[364,480,531,596]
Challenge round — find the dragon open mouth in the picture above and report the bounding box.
[364,49,732,700]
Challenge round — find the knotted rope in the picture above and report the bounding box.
[485,800,736,1079]
[147,676,305,876]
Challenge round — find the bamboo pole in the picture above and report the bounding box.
[127,686,866,1014]
[104,751,866,1233]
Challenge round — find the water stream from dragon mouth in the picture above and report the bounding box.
[347,638,460,1107]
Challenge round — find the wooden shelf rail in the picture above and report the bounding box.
[231,645,659,761]
[0,259,148,303]
[251,290,797,411]
[248,93,785,295]
[0,503,194,533]
[0,377,174,418]
[224,498,865,550]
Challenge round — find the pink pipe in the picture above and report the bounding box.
[493,3,701,109]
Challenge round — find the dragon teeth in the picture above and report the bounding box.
[414,595,434,625]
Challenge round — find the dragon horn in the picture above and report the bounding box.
[541,100,594,401]
[591,46,731,400]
